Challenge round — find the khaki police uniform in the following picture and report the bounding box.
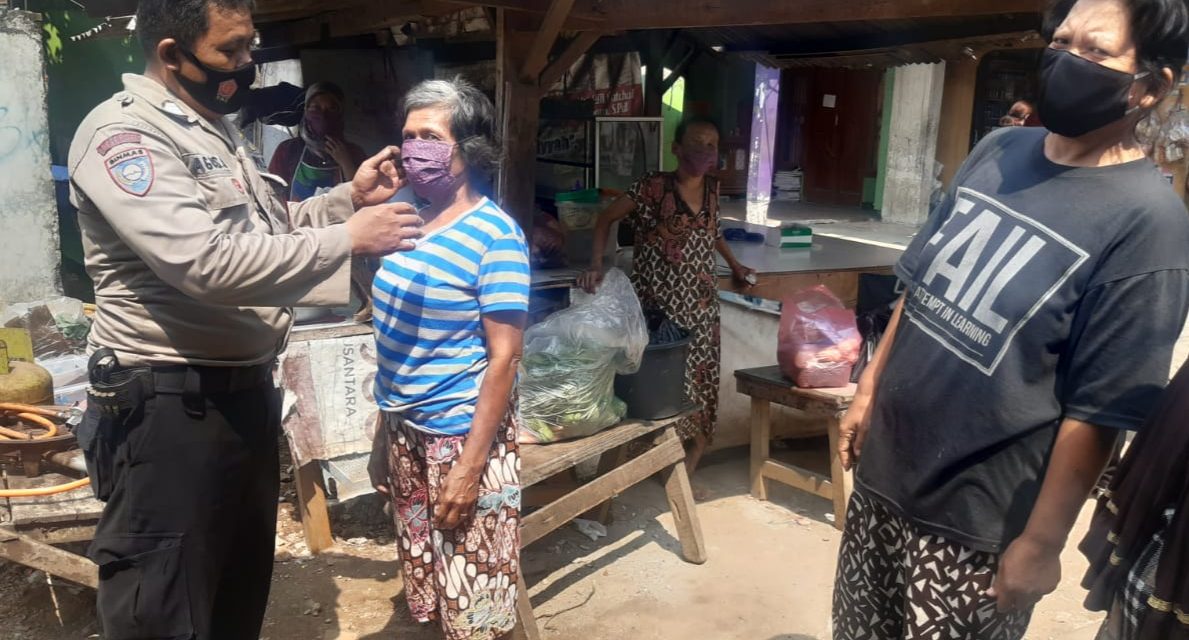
[68,73,357,640]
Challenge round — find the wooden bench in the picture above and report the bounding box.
[734,366,855,530]
[512,413,706,639]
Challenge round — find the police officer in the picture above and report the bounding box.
[66,1,421,638]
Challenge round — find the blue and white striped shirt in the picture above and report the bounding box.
[372,198,531,435]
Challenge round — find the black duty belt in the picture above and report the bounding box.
[88,348,274,419]
[150,363,274,395]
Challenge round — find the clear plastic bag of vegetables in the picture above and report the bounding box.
[518,269,648,443]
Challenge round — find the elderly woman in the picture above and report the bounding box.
[577,117,754,478]
[367,78,529,640]
[832,0,1189,638]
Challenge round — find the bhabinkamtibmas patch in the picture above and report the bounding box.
[105,147,155,197]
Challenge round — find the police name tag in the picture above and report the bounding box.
[105,147,155,197]
[185,153,232,178]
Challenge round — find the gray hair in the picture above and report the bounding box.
[401,77,501,193]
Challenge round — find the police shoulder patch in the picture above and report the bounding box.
[105,147,155,197]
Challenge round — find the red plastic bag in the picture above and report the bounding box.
[778,285,861,388]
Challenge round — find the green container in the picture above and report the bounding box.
[780,224,813,248]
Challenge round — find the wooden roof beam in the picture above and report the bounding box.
[261,0,460,46]
[520,0,577,82]
[445,0,1043,30]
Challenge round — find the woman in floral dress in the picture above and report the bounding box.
[579,117,754,474]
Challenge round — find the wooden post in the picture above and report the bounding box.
[826,411,853,530]
[749,397,771,500]
[294,461,334,554]
[657,427,708,565]
[513,568,542,640]
[496,1,601,230]
[498,12,543,231]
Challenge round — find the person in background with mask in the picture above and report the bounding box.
[831,0,1189,638]
[269,82,377,321]
[268,82,366,202]
[577,117,755,483]
[67,1,422,638]
[367,78,529,640]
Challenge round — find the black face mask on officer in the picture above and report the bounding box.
[1037,47,1150,138]
[175,47,256,115]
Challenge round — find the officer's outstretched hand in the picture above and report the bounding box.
[347,202,423,256]
[351,145,406,209]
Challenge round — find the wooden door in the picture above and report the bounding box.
[802,69,882,206]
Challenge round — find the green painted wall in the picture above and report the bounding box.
[874,68,896,214]
[661,74,685,170]
[33,2,144,164]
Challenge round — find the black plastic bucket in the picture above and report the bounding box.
[615,336,691,420]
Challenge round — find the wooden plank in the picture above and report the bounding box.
[587,444,627,524]
[735,377,854,417]
[16,526,96,546]
[735,366,855,401]
[520,415,678,486]
[520,0,576,82]
[520,435,684,546]
[540,31,604,89]
[0,528,98,589]
[3,472,103,529]
[825,414,851,530]
[749,397,771,500]
[445,0,1042,30]
[761,459,833,500]
[658,428,707,564]
[659,47,698,93]
[513,569,542,640]
[295,461,334,554]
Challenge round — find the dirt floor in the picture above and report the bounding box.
[0,437,1108,640]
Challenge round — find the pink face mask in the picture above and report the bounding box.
[401,139,462,203]
[679,147,718,176]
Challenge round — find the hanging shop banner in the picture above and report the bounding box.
[545,52,643,117]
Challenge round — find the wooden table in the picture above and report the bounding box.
[514,414,708,639]
[734,366,855,530]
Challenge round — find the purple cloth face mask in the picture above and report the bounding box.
[679,147,718,176]
[401,139,461,203]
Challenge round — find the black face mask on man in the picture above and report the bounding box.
[1037,47,1149,138]
[175,48,257,115]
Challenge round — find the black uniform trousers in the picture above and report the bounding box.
[83,368,281,640]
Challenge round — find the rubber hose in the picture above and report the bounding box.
[0,477,91,498]
[0,408,90,497]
